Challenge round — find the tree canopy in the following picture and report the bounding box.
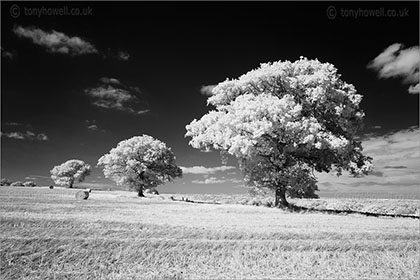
[186,57,373,207]
[97,135,182,196]
[50,159,91,188]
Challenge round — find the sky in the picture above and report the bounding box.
[1,1,419,197]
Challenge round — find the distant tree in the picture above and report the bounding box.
[0,178,11,186]
[23,181,37,187]
[97,135,182,197]
[10,181,24,187]
[50,160,91,188]
[186,57,373,208]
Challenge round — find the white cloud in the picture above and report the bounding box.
[408,83,420,94]
[2,132,25,139]
[1,47,15,59]
[13,25,97,56]
[116,50,130,61]
[100,77,121,85]
[200,85,216,96]
[4,122,32,128]
[85,120,106,132]
[137,109,150,115]
[368,43,420,94]
[85,79,148,114]
[316,127,419,193]
[28,175,50,179]
[1,131,49,141]
[230,178,243,184]
[181,165,236,174]
[191,177,242,185]
[87,124,98,131]
[186,165,242,185]
[192,177,227,184]
[37,133,49,141]
[87,86,135,110]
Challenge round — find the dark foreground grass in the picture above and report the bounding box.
[0,186,419,279]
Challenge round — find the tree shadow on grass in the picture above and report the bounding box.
[284,204,419,219]
[168,195,419,219]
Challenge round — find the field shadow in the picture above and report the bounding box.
[169,196,221,205]
[169,196,419,219]
[285,204,419,219]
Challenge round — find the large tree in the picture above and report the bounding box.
[50,159,91,188]
[186,57,373,207]
[97,135,182,196]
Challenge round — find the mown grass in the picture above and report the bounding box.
[181,193,420,216]
[0,186,419,279]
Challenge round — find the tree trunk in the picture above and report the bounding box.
[69,180,74,188]
[137,172,145,197]
[274,187,289,208]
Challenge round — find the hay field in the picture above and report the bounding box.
[0,186,419,279]
[181,193,420,216]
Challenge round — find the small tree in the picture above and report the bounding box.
[0,178,11,186]
[97,135,182,196]
[50,159,91,188]
[186,57,373,208]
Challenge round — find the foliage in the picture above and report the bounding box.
[1,178,12,186]
[23,181,37,187]
[50,159,91,188]
[97,135,182,195]
[186,57,373,205]
[10,181,24,186]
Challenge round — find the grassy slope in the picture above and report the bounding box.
[0,187,419,280]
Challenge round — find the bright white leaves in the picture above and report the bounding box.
[207,57,361,106]
[189,93,321,157]
[186,57,373,180]
[50,159,91,187]
[97,135,182,191]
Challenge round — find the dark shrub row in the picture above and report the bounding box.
[1,178,37,187]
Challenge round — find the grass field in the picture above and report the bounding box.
[1,186,419,279]
[180,193,420,217]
